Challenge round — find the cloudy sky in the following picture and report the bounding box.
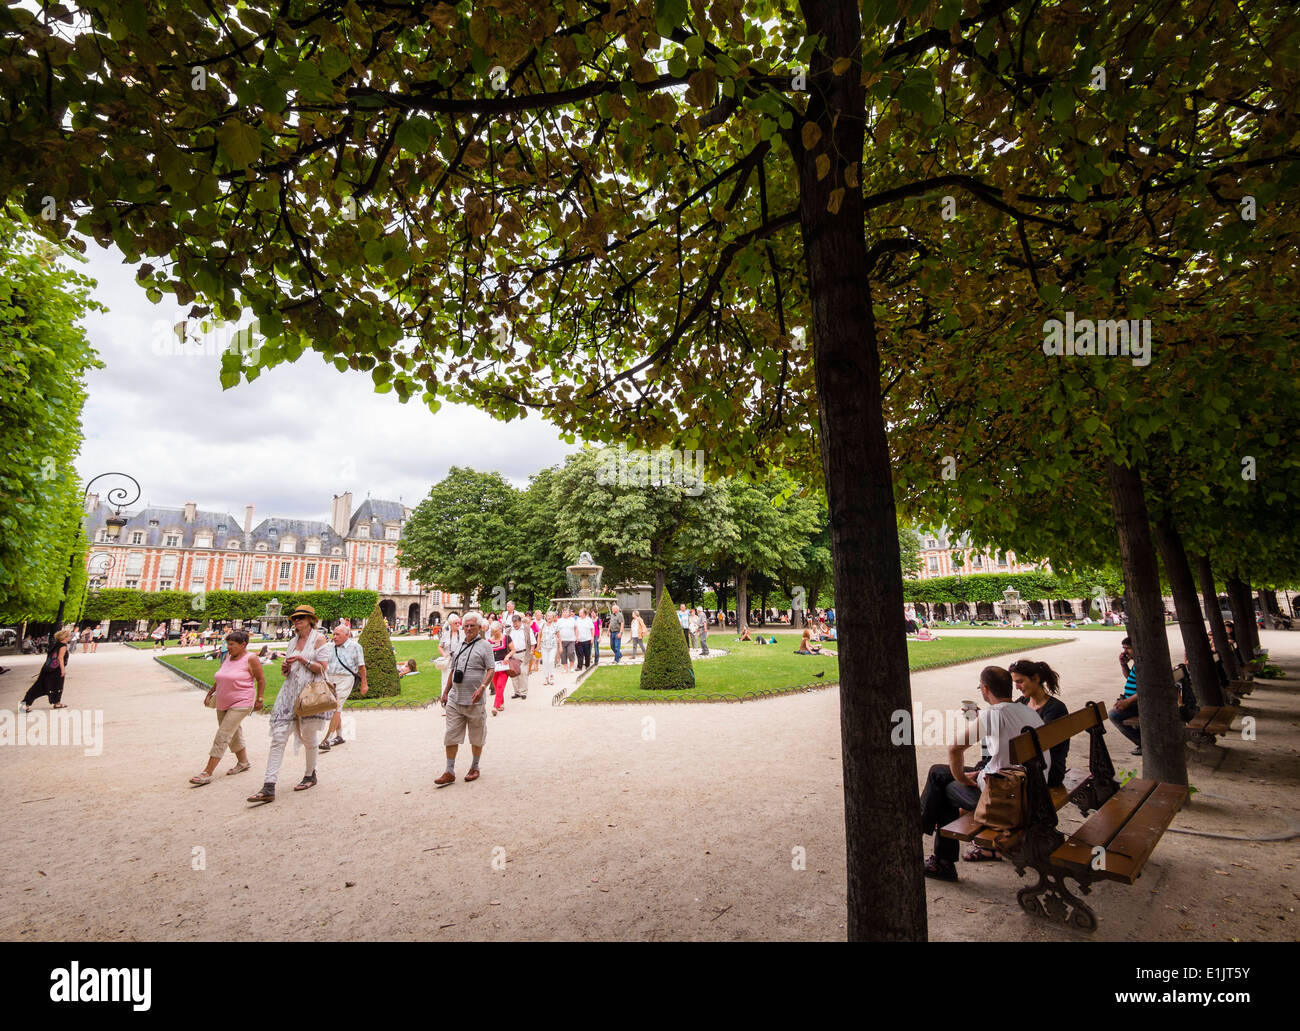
[72,243,579,522]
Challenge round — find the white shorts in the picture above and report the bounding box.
[328,673,355,708]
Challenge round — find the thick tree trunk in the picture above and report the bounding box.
[736,567,749,636]
[653,568,666,607]
[799,0,925,941]
[1257,589,1274,631]
[1107,460,1186,786]
[1194,554,1238,680]
[1225,574,1255,663]
[1153,516,1224,708]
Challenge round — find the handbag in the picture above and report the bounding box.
[974,765,1029,830]
[295,677,338,716]
[506,655,522,677]
[203,690,217,709]
[291,632,338,716]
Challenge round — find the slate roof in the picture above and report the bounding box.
[84,505,243,549]
[349,498,406,536]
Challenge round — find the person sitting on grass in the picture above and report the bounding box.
[739,627,753,642]
[795,629,822,655]
[920,666,1044,882]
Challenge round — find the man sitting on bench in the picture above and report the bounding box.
[1109,637,1142,755]
[919,666,1044,882]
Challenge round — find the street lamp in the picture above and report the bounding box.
[56,472,141,628]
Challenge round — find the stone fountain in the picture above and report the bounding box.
[550,551,618,614]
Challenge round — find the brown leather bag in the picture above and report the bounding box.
[974,766,1029,830]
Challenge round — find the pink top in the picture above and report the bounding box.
[214,653,257,709]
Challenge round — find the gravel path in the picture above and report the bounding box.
[1,627,1295,941]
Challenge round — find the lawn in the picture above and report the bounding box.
[156,639,449,708]
[566,635,1070,703]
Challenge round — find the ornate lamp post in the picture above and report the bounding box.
[56,472,141,628]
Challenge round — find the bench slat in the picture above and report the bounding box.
[1204,707,1239,735]
[1059,779,1156,849]
[1051,781,1186,884]
[1009,703,1106,764]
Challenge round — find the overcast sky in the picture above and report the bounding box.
[72,243,579,522]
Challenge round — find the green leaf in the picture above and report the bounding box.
[216,122,262,168]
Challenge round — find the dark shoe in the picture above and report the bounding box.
[511,694,521,699]
[293,773,318,791]
[317,738,331,751]
[924,854,958,881]
[434,771,455,787]
[247,784,275,804]
[1132,746,1142,756]
[330,736,345,746]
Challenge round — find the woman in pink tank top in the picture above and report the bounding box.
[190,630,266,785]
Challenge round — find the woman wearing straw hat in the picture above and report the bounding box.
[247,604,333,804]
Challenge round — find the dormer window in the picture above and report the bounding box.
[195,534,213,548]
[256,542,268,551]
[227,540,241,549]
[148,519,159,527]
[357,525,369,538]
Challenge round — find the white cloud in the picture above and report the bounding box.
[71,244,579,521]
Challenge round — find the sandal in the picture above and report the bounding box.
[189,773,212,785]
[963,844,1001,862]
[293,773,318,791]
[247,785,275,804]
[226,761,251,776]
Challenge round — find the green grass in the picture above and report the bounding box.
[567,635,1069,703]
[156,639,448,708]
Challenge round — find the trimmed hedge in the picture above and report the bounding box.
[640,589,694,690]
[82,588,379,623]
[358,603,401,698]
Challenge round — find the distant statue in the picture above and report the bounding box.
[578,551,595,566]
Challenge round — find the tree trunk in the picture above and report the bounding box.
[1107,460,1186,786]
[799,0,925,941]
[653,568,666,607]
[1153,516,1224,708]
[1257,589,1274,631]
[736,567,749,636]
[1195,554,1238,680]
[1225,574,1255,663]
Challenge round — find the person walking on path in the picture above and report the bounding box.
[246,605,332,804]
[151,623,167,652]
[20,629,71,712]
[607,604,624,664]
[191,630,264,785]
[507,613,533,700]
[697,608,710,656]
[678,604,691,647]
[80,628,93,653]
[318,622,367,752]
[437,614,462,667]
[574,607,593,671]
[487,621,513,715]
[538,611,560,685]
[437,612,494,785]
[629,610,647,659]
[592,611,602,665]
[557,607,577,672]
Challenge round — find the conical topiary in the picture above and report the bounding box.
[640,588,695,691]
[358,604,400,698]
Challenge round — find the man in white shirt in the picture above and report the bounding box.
[556,608,577,672]
[919,665,1043,881]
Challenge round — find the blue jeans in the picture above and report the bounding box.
[593,637,600,663]
[610,632,622,663]
[1110,698,1141,746]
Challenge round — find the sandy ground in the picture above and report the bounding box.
[0,628,1296,941]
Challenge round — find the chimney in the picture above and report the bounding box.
[183,501,197,523]
[244,504,255,533]
[86,493,100,514]
[331,491,353,538]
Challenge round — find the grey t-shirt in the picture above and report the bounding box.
[447,636,495,706]
[608,611,624,633]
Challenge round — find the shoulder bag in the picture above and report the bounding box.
[974,765,1029,830]
[293,632,338,716]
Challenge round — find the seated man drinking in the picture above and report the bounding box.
[919,665,1044,882]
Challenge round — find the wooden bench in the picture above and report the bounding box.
[943,701,1187,932]
[1187,704,1240,737]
